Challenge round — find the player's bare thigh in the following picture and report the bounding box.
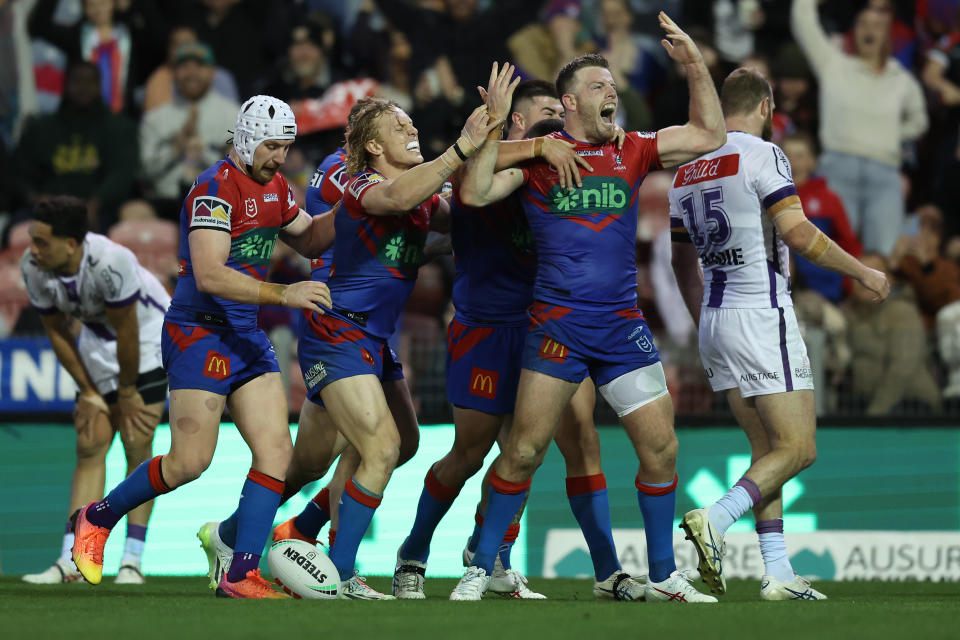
[320,374,400,492]
[499,369,579,481]
[620,393,677,483]
[553,379,602,477]
[726,390,771,460]
[163,388,226,487]
[228,372,293,479]
[383,378,419,466]
[287,398,350,491]
[752,389,817,454]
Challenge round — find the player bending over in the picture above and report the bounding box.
[72,95,335,599]
[670,67,889,601]
[21,196,170,585]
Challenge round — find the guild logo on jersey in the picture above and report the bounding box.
[203,350,231,381]
[245,198,258,217]
[538,336,568,363]
[469,367,499,400]
[674,154,740,188]
[547,176,631,219]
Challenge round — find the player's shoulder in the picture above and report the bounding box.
[84,233,140,276]
[19,248,44,280]
[345,169,386,201]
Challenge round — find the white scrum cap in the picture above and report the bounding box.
[233,95,297,165]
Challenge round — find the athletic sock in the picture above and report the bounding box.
[294,487,332,540]
[636,474,679,583]
[329,478,382,581]
[708,476,762,535]
[218,510,239,548]
[498,524,520,570]
[121,524,147,566]
[226,468,284,583]
[86,456,170,529]
[401,466,461,563]
[567,474,620,581]
[471,472,530,574]
[60,521,74,563]
[467,507,483,554]
[757,519,795,582]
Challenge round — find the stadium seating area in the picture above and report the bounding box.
[1,0,959,421]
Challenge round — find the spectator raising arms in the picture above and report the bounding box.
[791,0,927,254]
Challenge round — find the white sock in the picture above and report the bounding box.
[758,532,795,582]
[121,537,145,567]
[708,485,754,535]
[60,532,75,563]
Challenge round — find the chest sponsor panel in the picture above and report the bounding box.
[544,176,631,218]
[230,226,280,266]
[377,229,427,273]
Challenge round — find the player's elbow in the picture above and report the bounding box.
[193,267,220,295]
[458,185,487,208]
[696,127,727,155]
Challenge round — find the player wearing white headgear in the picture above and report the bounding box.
[72,95,337,598]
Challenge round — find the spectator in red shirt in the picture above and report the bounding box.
[782,131,862,302]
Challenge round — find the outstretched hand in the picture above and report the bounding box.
[659,11,702,66]
[461,104,503,151]
[478,61,521,124]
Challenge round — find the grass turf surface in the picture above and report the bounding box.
[3,576,959,640]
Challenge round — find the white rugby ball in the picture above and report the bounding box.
[267,538,340,600]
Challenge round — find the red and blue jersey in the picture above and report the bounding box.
[328,169,440,340]
[305,147,348,282]
[166,157,300,331]
[520,130,661,311]
[450,185,535,326]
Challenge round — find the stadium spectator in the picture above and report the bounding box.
[843,253,941,415]
[922,27,960,236]
[890,205,960,328]
[139,41,237,208]
[142,24,238,112]
[771,43,816,137]
[15,60,138,231]
[28,0,168,115]
[0,0,38,146]
[791,0,928,255]
[782,131,861,303]
[263,14,344,103]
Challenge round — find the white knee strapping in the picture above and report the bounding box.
[598,361,668,417]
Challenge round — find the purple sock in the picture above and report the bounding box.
[127,524,148,541]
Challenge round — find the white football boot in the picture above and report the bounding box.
[114,564,146,584]
[593,570,646,601]
[760,574,828,601]
[22,558,83,584]
[392,544,427,600]
[450,566,490,601]
[339,572,396,600]
[645,570,718,603]
[197,521,233,589]
[680,507,727,595]
[463,536,543,598]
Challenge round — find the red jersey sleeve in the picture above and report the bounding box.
[278,174,300,228]
[186,177,239,233]
[319,161,348,205]
[629,131,662,172]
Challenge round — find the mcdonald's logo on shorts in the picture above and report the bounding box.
[361,348,375,366]
[203,350,231,381]
[538,336,568,363]
[469,367,499,400]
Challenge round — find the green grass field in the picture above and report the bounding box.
[2,576,959,640]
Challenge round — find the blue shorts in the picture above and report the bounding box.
[297,311,404,403]
[446,317,526,415]
[521,302,660,387]
[161,322,280,395]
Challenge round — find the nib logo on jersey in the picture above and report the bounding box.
[377,231,427,274]
[231,227,278,266]
[547,177,631,227]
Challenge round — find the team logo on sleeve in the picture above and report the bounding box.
[348,172,384,199]
[191,196,232,231]
[773,146,793,182]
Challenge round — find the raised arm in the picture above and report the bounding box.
[280,204,338,259]
[790,0,836,76]
[654,13,726,168]
[361,107,500,216]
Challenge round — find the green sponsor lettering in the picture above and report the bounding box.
[231,227,279,266]
[377,230,426,272]
[546,176,630,218]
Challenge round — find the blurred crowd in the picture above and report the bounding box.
[1,0,959,419]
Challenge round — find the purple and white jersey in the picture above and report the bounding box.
[669,131,797,309]
[21,232,170,343]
